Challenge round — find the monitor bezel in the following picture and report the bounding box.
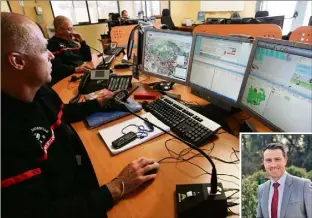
[237,37,312,132]
[186,33,254,108]
[142,28,193,85]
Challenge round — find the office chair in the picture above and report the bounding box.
[230,12,241,19]
[255,10,269,18]
[161,9,176,30]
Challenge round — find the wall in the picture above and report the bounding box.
[7,0,256,48]
[205,1,257,19]
[8,1,54,37]
[170,1,200,25]
[7,0,104,51]
[168,1,256,26]
[1,1,11,12]
[74,24,108,52]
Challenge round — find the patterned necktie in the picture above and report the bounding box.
[271,182,280,218]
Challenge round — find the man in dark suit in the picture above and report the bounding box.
[257,143,312,218]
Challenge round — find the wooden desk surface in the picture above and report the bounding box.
[52,54,269,217]
[176,26,196,32]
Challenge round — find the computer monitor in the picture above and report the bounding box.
[142,28,193,88]
[256,15,285,29]
[187,34,253,110]
[238,37,312,132]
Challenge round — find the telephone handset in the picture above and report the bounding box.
[107,86,139,109]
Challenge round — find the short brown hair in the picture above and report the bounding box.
[263,143,287,158]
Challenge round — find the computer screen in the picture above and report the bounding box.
[239,38,312,132]
[257,16,285,29]
[187,34,253,107]
[142,29,193,84]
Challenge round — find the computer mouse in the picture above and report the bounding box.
[144,162,159,176]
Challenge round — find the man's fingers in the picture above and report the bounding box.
[141,174,157,183]
[138,158,156,167]
[142,162,159,174]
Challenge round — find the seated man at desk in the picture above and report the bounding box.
[1,12,158,218]
[48,15,92,85]
[121,10,129,19]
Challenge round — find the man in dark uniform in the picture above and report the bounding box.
[1,12,159,218]
[48,16,92,85]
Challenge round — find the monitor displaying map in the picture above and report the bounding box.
[142,29,193,84]
[239,39,312,132]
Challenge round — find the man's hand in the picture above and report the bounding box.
[106,157,158,202]
[74,64,91,74]
[96,89,118,108]
[72,32,84,42]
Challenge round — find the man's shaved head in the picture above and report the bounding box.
[1,12,54,94]
[1,12,38,60]
[53,16,74,41]
[53,15,70,31]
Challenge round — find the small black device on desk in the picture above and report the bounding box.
[112,131,137,149]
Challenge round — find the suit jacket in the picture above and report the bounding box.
[256,173,312,218]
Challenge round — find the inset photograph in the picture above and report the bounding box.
[241,133,312,218]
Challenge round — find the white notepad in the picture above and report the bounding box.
[99,112,170,155]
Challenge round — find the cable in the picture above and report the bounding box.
[69,92,81,104]
[115,98,219,194]
[158,139,240,183]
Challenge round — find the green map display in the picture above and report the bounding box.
[247,87,266,106]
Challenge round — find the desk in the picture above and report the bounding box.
[176,26,196,32]
[52,55,249,218]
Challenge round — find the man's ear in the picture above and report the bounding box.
[8,52,26,70]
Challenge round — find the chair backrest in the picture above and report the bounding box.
[255,10,269,18]
[161,9,175,30]
[289,26,312,43]
[109,24,138,47]
[162,9,170,16]
[193,24,282,39]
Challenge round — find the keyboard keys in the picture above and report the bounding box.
[144,97,215,146]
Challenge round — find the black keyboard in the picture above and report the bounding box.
[111,47,124,56]
[143,96,221,146]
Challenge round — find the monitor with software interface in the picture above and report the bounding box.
[238,37,312,132]
[142,28,193,85]
[186,33,253,110]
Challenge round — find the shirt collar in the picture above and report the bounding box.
[270,171,287,187]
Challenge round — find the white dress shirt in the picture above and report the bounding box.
[268,171,287,218]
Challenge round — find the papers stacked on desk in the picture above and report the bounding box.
[99,112,170,155]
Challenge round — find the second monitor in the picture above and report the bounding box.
[142,28,193,91]
[187,33,253,110]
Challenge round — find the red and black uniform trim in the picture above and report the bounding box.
[47,36,92,85]
[1,85,114,218]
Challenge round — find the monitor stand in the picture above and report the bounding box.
[190,104,238,135]
[239,120,257,132]
[190,88,240,135]
[148,81,175,92]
